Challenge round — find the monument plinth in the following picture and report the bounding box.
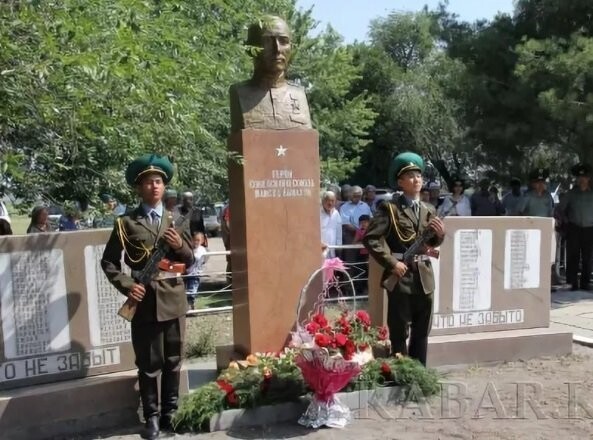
[228,129,321,356]
[0,231,191,437]
[368,217,572,366]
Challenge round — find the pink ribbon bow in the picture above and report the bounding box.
[322,257,345,284]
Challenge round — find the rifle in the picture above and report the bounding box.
[383,200,456,291]
[118,213,189,321]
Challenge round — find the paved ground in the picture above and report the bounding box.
[550,288,593,340]
[199,238,228,285]
[76,287,593,440]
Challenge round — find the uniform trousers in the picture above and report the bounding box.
[131,317,184,420]
[566,224,593,290]
[387,270,433,366]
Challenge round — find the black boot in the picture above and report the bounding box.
[139,374,160,440]
[160,370,180,433]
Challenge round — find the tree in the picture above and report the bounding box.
[516,33,593,163]
[0,0,374,206]
[350,10,467,187]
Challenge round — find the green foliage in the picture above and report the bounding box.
[351,10,467,186]
[184,321,217,358]
[173,351,441,432]
[0,0,373,205]
[516,33,593,163]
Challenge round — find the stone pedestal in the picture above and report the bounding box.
[368,217,572,365]
[0,231,135,391]
[0,230,189,437]
[227,129,321,356]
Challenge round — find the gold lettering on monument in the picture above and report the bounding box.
[249,169,314,199]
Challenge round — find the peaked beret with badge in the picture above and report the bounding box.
[571,163,592,177]
[164,189,178,199]
[388,152,425,189]
[528,168,549,181]
[125,154,174,186]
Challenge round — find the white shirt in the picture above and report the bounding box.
[320,207,342,258]
[438,195,471,216]
[339,201,372,228]
[187,245,208,276]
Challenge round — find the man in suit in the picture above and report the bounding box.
[101,154,194,439]
[363,152,445,366]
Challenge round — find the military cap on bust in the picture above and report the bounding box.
[388,152,425,189]
[125,154,174,186]
[528,168,549,181]
[571,163,592,177]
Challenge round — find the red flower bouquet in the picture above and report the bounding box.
[291,310,390,428]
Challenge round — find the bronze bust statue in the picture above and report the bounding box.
[229,15,312,132]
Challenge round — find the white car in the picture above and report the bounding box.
[0,201,11,224]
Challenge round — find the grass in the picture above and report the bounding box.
[8,214,29,235]
[195,290,232,309]
[185,313,233,358]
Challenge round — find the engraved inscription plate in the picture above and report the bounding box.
[0,250,71,358]
[453,230,492,312]
[85,245,131,347]
[504,229,541,290]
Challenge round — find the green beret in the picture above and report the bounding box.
[164,189,178,199]
[528,168,549,181]
[125,154,174,186]
[571,163,592,177]
[388,152,425,189]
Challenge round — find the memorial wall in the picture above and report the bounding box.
[0,230,135,390]
[424,217,553,335]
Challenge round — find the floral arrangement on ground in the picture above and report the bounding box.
[173,311,441,432]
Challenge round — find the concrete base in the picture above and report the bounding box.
[0,369,189,440]
[427,327,573,367]
[215,344,246,371]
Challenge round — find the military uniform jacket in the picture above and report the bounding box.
[229,80,312,131]
[101,205,195,322]
[363,195,444,295]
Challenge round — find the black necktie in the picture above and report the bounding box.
[150,210,159,226]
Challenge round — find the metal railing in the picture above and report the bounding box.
[186,244,370,315]
[187,233,579,316]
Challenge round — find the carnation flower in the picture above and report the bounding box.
[334,333,348,347]
[306,322,320,334]
[343,340,356,360]
[378,325,389,341]
[355,310,371,327]
[314,333,332,348]
[380,362,391,375]
[312,313,328,328]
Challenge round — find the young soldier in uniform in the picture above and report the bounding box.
[363,152,445,366]
[101,154,194,439]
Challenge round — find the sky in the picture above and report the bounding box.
[296,0,515,43]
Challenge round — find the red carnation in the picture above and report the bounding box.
[358,343,369,351]
[334,333,348,347]
[343,340,356,360]
[306,322,320,334]
[315,333,332,348]
[380,362,391,375]
[355,310,371,327]
[378,325,389,341]
[216,380,239,406]
[312,313,328,328]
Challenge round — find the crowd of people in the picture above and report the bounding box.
[321,163,593,292]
